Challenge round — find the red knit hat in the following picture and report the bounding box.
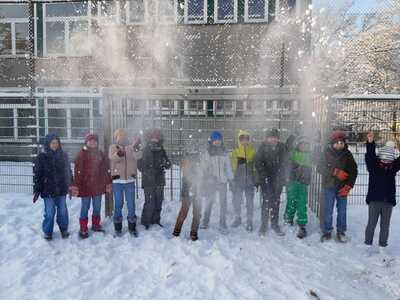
[330,131,346,143]
[85,133,98,143]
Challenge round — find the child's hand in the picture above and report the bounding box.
[367,131,374,143]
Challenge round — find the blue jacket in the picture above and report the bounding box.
[33,133,72,198]
[365,141,400,206]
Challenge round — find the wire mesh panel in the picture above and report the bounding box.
[327,95,400,205]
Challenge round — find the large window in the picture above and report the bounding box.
[0,103,36,141]
[214,0,237,23]
[126,0,147,25]
[244,0,269,23]
[43,2,90,56]
[184,0,207,24]
[0,4,30,56]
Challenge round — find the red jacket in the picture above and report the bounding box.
[73,146,112,197]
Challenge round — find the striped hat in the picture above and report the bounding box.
[378,141,396,161]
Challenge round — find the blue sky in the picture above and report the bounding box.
[314,0,383,12]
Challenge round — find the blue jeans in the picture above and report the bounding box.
[323,187,347,234]
[113,182,136,223]
[80,196,102,219]
[42,196,69,236]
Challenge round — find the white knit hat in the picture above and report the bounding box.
[378,141,396,161]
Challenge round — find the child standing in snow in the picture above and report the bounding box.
[173,149,203,241]
[364,132,400,248]
[230,130,256,231]
[284,136,312,239]
[200,131,234,232]
[33,133,73,240]
[109,129,143,236]
[317,130,358,243]
[72,133,112,239]
[254,128,291,236]
[138,128,171,230]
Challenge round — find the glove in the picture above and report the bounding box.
[33,193,40,203]
[117,148,125,157]
[106,184,112,194]
[338,185,352,197]
[332,168,349,181]
[132,136,141,152]
[237,157,246,165]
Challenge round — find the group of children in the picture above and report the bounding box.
[33,127,399,249]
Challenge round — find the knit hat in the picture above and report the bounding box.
[379,141,396,161]
[85,133,98,144]
[209,131,223,143]
[330,131,346,144]
[149,128,162,141]
[296,136,310,147]
[265,128,280,139]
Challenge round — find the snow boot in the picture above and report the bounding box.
[79,218,89,239]
[128,221,138,237]
[44,234,52,241]
[231,217,242,228]
[297,226,307,239]
[114,222,123,235]
[92,215,104,232]
[336,232,348,243]
[172,227,181,237]
[60,229,70,239]
[200,221,209,230]
[272,225,285,236]
[320,232,332,242]
[190,231,198,241]
[284,219,294,226]
[259,222,268,236]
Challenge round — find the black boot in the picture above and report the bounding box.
[128,221,138,237]
[60,230,70,239]
[297,226,307,239]
[320,232,332,242]
[173,228,181,237]
[190,231,198,241]
[114,222,122,236]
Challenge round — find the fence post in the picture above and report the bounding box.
[103,94,113,218]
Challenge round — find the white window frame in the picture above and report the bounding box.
[183,100,207,116]
[93,0,121,24]
[153,100,179,116]
[243,100,267,115]
[214,0,238,24]
[125,0,148,25]
[43,2,92,57]
[244,0,269,23]
[184,0,207,24]
[0,3,34,57]
[213,100,236,115]
[0,103,37,142]
[127,98,150,116]
[156,0,178,24]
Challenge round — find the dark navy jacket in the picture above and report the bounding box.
[365,141,400,206]
[33,133,72,198]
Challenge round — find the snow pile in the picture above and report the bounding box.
[0,193,399,300]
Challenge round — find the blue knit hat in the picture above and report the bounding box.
[209,131,223,143]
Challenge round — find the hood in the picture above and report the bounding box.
[238,129,251,145]
[43,133,61,152]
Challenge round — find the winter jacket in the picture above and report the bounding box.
[109,144,142,180]
[365,141,400,206]
[138,142,171,188]
[202,144,234,185]
[289,149,312,185]
[254,140,291,188]
[230,133,256,187]
[33,133,72,198]
[73,146,112,197]
[317,144,358,190]
[181,152,203,197]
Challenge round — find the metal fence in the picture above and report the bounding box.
[326,95,400,205]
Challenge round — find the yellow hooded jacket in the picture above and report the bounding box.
[230,130,256,186]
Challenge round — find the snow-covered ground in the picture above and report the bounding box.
[1,192,399,300]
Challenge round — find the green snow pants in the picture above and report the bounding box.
[284,180,308,226]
